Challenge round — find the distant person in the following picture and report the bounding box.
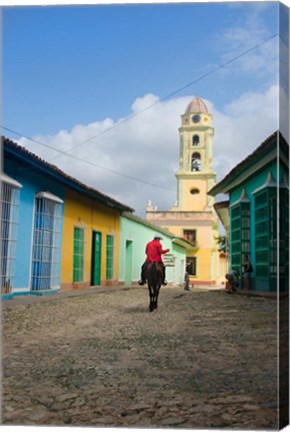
[138,235,170,286]
[225,269,240,292]
[184,266,190,291]
[243,254,253,290]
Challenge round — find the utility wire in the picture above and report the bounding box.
[1,33,278,190]
[1,126,176,191]
[47,32,278,162]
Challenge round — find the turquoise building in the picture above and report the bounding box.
[208,131,289,293]
[120,212,193,286]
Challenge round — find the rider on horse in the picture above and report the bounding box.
[138,234,170,286]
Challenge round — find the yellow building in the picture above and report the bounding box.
[146,97,221,285]
[61,185,133,291]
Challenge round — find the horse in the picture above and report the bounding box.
[145,262,163,312]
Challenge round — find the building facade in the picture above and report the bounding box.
[1,138,133,298]
[120,212,193,286]
[146,97,220,285]
[208,131,289,293]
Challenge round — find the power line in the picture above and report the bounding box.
[47,32,278,162]
[1,32,278,190]
[2,126,176,191]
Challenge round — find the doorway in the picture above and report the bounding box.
[125,240,133,285]
[91,231,102,286]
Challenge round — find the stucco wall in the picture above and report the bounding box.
[4,159,64,294]
[120,216,187,286]
[61,188,121,289]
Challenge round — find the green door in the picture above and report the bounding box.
[91,231,102,286]
[125,240,133,285]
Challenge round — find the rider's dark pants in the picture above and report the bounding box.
[141,262,166,282]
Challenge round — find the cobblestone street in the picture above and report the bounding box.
[2,286,280,429]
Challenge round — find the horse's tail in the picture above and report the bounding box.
[150,262,158,286]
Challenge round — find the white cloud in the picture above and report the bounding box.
[213,3,278,83]
[18,86,279,216]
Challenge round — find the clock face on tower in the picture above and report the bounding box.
[192,114,201,123]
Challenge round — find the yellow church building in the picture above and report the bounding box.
[146,97,221,285]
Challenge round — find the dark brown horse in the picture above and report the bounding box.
[145,262,163,312]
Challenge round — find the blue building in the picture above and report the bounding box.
[208,131,289,293]
[1,137,132,299]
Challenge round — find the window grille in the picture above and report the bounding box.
[183,229,197,246]
[186,257,197,276]
[106,235,114,280]
[230,202,250,273]
[73,227,86,282]
[254,189,277,279]
[31,194,63,291]
[279,188,289,288]
[1,180,21,294]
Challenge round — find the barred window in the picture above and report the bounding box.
[73,227,86,283]
[183,229,197,247]
[230,202,250,273]
[106,235,114,280]
[0,177,22,295]
[31,193,63,291]
[186,257,197,276]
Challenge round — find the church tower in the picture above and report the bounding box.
[146,97,221,285]
[175,97,216,212]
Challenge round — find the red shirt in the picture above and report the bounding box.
[145,239,169,262]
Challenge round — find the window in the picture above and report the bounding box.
[187,257,197,276]
[230,202,250,273]
[183,229,197,247]
[280,187,289,291]
[0,177,21,294]
[190,188,200,195]
[191,152,201,171]
[106,235,114,280]
[73,227,86,283]
[254,188,277,280]
[31,193,63,291]
[192,135,200,145]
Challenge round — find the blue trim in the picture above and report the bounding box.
[2,289,60,300]
[1,294,14,300]
[12,291,33,297]
[30,290,59,296]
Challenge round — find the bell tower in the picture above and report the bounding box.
[175,97,216,212]
[146,96,221,286]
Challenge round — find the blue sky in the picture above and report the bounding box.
[1,1,288,215]
[3,2,279,134]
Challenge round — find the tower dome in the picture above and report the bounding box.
[185,97,208,114]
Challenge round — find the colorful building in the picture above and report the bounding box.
[120,212,193,286]
[208,131,289,293]
[1,138,133,298]
[146,97,221,285]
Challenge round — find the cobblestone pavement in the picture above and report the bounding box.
[2,286,281,429]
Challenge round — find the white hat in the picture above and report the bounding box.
[154,234,163,240]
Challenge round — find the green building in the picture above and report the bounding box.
[119,212,193,286]
[208,131,289,293]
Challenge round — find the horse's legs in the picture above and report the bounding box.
[148,285,154,312]
[153,284,161,310]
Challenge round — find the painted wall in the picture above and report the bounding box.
[61,188,121,290]
[157,220,220,284]
[119,216,187,286]
[229,160,289,292]
[4,159,64,294]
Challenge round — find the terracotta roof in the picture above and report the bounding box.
[185,97,208,114]
[208,131,289,196]
[3,136,134,213]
